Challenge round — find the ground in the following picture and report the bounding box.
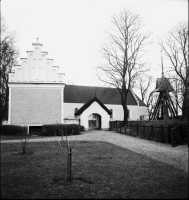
[1,130,188,199]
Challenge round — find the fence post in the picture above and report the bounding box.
[179,125,184,143]
[120,122,121,133]
[137,124,139,137]
[168,125,171,143]
[170,126,181,147]
[187,125,189,147]
[143,125,145,138]
[116,120,117,132]
[151,125,154,140]
[124,125,126,134]
[70,147,72,181]
[161,125,165,143]
[130,124,132,135]
[177,125,182,144]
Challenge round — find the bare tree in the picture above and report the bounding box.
[19,126,30,154]
[0,18,19,124]
[54,125,78,182]
[168,74,184,114]
[136,75,153,104]
[159,22,188,119]
[146,92,159,117]
[96,9,150,125]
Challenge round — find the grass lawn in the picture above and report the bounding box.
[1,140,188,199]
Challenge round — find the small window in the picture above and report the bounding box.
[127,109,130,119]
[58,76,62,82]
[74,108,78,114]
[11,75,15,82]
[74,108,78,118]
[110,109,113,118]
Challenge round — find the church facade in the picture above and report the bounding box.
[8,42,148,130]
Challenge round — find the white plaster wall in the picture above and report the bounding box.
[64,103,84,119]
[106,105,124,121]
[64,103,148,121]
[128,105,148,120]
[80,102,110,130]
[10,88,62,125]
[102,104,148,121]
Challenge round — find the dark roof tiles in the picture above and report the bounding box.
[75,96,112,116]
[64,85,146,106]
[153,77,174,92]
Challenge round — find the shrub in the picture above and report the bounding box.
[42,124,81,136]
[0,125,28,136]
[80,125,85,131]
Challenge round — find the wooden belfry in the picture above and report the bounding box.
[149,55,178,120]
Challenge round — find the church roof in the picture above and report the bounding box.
[75,96,112,116]
[152,77,174,92]
[64,85,146,106]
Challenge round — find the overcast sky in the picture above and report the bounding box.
[1,0,188,96]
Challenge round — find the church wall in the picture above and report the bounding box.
[106,104,124,121]
[8,42,65,127]
[106,104,148,121]
[10,88,62,125]
[7,41,147,128]
[64,103,148,121]
[130,106,148,120]
[105,90,147,120]
[80,101,110,130]
[64,103,84,119]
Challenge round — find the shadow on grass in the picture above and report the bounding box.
[1,140,188,199]
[12,151,35,156]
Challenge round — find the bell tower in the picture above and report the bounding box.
[148,52,178,120]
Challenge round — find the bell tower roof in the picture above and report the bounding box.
[152,77,174,93]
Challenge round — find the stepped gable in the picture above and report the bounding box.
[8,41,65,83]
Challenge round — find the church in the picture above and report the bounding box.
[8,42,148,130]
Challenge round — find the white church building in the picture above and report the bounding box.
[8,42,148,130]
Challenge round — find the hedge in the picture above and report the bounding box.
[42,124,81,136]
[1,125,28,136]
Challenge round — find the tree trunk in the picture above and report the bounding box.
[182,91,188,120]
[123,105,128,125]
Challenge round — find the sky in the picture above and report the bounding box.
[1,0,188,97]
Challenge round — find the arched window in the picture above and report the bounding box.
[52,69,56,82]
[110,109,113,118]
[74,108,78,114]
[58,76,62,82]
[74,108,78,118]
[35,47,39,60]
[17,68,22,82]
[23,61,27,81]
[47,62,51,81]
[127,109,130,119]
[11,75,15,82]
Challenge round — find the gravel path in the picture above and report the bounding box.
[1,130,188,173]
